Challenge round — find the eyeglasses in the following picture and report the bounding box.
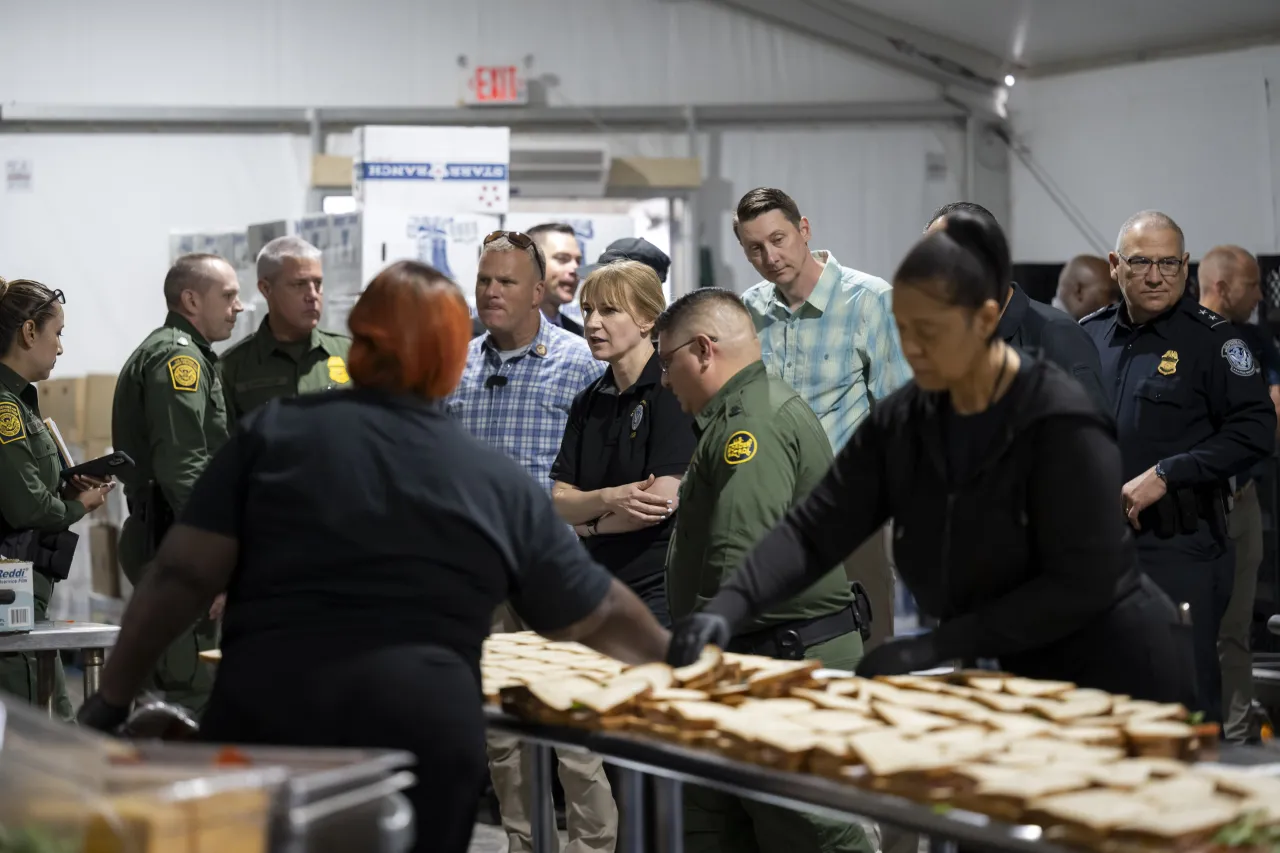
[483,231,546,280]
[659,335,716,373]
[3,282,65,320]
[1118,254,1183,278]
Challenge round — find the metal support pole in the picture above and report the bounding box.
[680,105,700,296]
[614,767,647,853]
[653,776,684,853]
[82,647,105,698]
[34,651,56,717]
[963,114,977,202]
[306,107,326,213]
[529,744,557,853]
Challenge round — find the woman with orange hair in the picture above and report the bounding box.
[78,261,671,853]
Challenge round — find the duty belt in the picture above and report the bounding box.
[727,606,858,661]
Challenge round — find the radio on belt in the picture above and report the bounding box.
[0,559,34,633]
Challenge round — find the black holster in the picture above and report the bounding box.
[1148,485,1229,541]
[850,581,873,642]
[0,528,79,581]
[131,482,175,559]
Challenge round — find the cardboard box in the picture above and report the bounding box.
[90,525,121,599]
[0,559,35,633]
[36,374,117,446]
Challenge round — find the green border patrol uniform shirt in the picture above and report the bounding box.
[667,361,852,628]
[112,311,228,717]
[218,315,352,427]
[0,363,84,720]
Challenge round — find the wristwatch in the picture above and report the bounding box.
[1154,461,1168,483]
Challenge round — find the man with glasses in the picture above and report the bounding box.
[1082,211,1275,724]
[445,232,612,853]
[656,288,871,853]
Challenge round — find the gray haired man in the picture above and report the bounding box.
[218,235,352,426]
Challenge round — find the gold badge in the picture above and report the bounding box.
[1157,350,1178,376]
[724,430,757,465]
[534,343,548,357]
[168,355,201,392]
[0,402,26,444]
[328,355,350,384]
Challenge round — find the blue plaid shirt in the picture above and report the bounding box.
[741,251,912,451]
[446,316,604,492]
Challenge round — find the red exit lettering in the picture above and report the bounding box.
[475,66,520,103]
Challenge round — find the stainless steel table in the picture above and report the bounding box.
[0,620,119,715]
[485,708,1075,853]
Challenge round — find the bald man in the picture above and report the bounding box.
[1083,212,1276,724]
[1200,245,1280,742]
[657,288,871,853]
[1057,255,1119,321]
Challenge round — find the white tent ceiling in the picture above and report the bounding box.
[836,0,1280,75]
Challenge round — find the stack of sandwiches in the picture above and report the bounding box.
[484,633,1278,852]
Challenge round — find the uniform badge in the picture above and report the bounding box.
[168,355,201,392]
[723,430,757,465]
[631,403,644,431]
[534,343,548,357]
[0,402,26,444]
[1222,339,1256,377]
[327,355,350,384]
[1157,350,1178,376]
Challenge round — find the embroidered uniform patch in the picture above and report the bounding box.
[1222,339,1256,377]
[0,402,26,444]
[168,355,201,392]
[724,430,757,465]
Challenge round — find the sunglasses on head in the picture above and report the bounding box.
[483,231,546,280]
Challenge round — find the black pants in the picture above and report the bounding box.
[1140,548,1234,722]
[630,572,672,629]
[1003,575,1198,708]
[201,639,487,853]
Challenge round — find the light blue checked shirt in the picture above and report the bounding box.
[741,251,912,452]
[446,316,604,493]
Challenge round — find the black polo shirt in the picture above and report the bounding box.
[997,283,1110,415]
[179,387,612,669]
[551,351,696,585]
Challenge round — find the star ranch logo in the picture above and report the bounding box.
[359,162,507,181]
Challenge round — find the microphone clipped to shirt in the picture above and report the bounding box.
[485,375,508,390]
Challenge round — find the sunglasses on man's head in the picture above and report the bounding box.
[483,231,546,280]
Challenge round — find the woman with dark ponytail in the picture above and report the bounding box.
[0,278,114,718]
[669,211,1196,708]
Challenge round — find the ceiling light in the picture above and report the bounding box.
[1004,74,1016,87]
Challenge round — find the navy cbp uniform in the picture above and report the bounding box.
[1082,296,1276,721]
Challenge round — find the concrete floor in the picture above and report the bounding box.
[467,824,569,853]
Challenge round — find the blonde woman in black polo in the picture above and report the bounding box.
[552,260,694,627]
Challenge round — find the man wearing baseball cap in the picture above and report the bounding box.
[580,238,671,285]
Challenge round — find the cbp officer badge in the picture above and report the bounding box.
[1157,350,1178,376]
[327,355,350,384]
[1222,339,1256,377]
[724,430,757,465]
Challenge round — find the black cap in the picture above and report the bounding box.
[580,237,671,284]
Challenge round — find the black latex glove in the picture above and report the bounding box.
[76,693,131,734]
[855,632,941,678]
[666,612,731,667]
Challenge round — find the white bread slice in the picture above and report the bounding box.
[1052,759,1152,790]
[736,697,816,717]
[1122,756,1188,778]
[625,662,676,691]
[1131,774,1217,806]
[976,768,1093,802]
[1003,678,1076,698]
[1198,768,1280,800]
[746,659,821,689]
[790,687,873,714]
[1065,715,1130,729]
[981,711,1057,738]
[721,652,779,673]
[872,703,957,735]
[1125,719,1196,759]
[1055,726,1126,748]
[1027,694,1113,722]
[1110,802,1242,844]
[1024,790,1149,839]
[787,710,883,735]
[666,700,735,728]
[673,646,724,686]
[846,731,952,777]
[965,676,1006,693]
[1114,699,1187,722]
[967,691,1033,713]
[528,676,603,711]
[1006,739,1125,764]
[822,678,865,696]
[575,677,650,715]
[645,688,710,702]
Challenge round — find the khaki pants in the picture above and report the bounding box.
[489,605,617,853]
[1221,480,1262,742]
[844,523,895,651]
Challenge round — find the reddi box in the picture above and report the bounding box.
[0,559,34,633]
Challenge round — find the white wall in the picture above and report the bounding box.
[0,0,937,107]
[1009,46,1280,262]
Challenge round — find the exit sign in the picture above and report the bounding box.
[462,64,528,106]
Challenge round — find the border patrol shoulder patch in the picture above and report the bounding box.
[724,430,757,465]
[168,355,201,392]
[327,355,350,384]
[0,401,27,444]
